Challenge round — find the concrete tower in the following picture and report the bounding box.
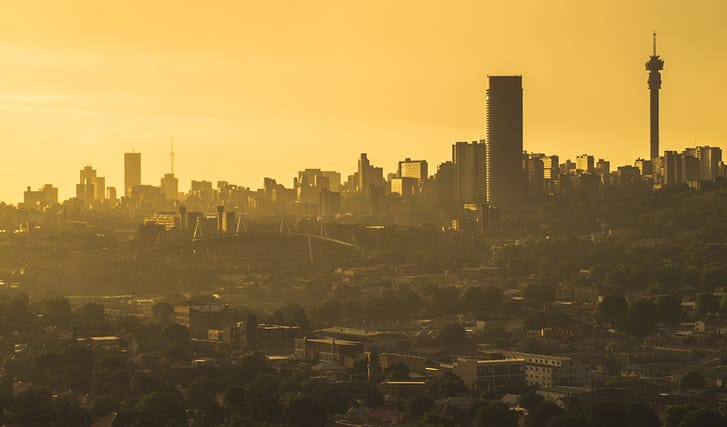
[646,32,664,160]
[486,75,524,207]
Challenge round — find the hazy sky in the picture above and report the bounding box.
[1,0,726,203]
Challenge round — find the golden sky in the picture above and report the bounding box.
[1,0,726,202]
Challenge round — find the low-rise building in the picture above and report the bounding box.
[503,351,591,388]
[294,337,364,367]
[454,357,526,392]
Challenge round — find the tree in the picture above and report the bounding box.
[137,392,186,426]
[151,302,175,325]
[90,395,119,419]
[663,405,698,427]
[44,298,72,328]
[188,376,222,414]
[695,293,719,319]
[702,263,727,291]
[545,415,590,427]
[604,269,629,289]
[626,402,660,427]
[474,402,518,427]
[13,388,53,426]
[589,401,627,427]
[160,324,190,346]
[526,401,565,427]
[384,362,410,380]
[406,394,434,423]
[624,299,656,338]
[7,294,33,330]
[598,295,627,325]
[437,323,468,348]
[678,372,706,391]
[287,395,328,427]
[654,263,682,289]
[52,394,91,426]
[429,372,467,398]
[77,302,105,321]
[655,295,682,324]
[678,408,727,427]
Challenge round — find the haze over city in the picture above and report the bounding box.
[2,0,727,202]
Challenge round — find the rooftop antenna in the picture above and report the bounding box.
[170,137,175,175]
[653,31,657,56]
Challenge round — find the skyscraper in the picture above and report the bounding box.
[646,32,664,160]
[452,141,486,204]
[486,75,524,207]
[124,152,141,198]
[397,158,429,182]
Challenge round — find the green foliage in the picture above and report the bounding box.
[160,324,191,346]
[678,372,706,391]
[663,405,698,427]
[695,293,720,318]
[655,295,682,324]
[286,395,328,427]
[137,392,187,426]
[437,323,468,348]
[526,401,565,427]
[474,401,519,427]
[428,372,467,398]
[43,298,72,328]
[598,295,627,325]
[406,394,434,423]
[624,298,656,338]
[151,302,175,325]
[678,408,727,427]
[90,395,119,418]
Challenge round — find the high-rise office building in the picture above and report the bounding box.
[397,158,428,182]
[694,146,722,181]
[356,153,385,194]
[124,152,142,198]
[543,155,559,180]
[161,173,179,200]
[452,141,486,204]
[93,176,106,201]
[575,154,595,173]
[646,32,664,160]
[77,165,97,204]
[486,75,524,207]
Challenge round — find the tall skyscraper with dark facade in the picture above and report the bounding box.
[124,152,141,198]
[646,32,664,160]
[452,141,486,204]
[486,75,524,207]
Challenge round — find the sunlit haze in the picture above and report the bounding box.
[1,0,726,202]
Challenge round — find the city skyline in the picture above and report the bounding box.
[2,1,727,203]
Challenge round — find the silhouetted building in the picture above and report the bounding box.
[646,32,664,160]
[76,165,105,206]
[397,158,428,182]
[357,153,385,195]
[524,152,545,197]
[390,177,418,198]
[486,75,524,207]
[23,184,58,208]
[694,146,723,181]
[161,173,179,200]
[576,154,595,174]
[452,141,486,204]
[124,152,141,198]
[434,161,455,203]
[634,158,653,176]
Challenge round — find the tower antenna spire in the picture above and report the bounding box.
[653,31,657,56]
[170,137,175,175]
